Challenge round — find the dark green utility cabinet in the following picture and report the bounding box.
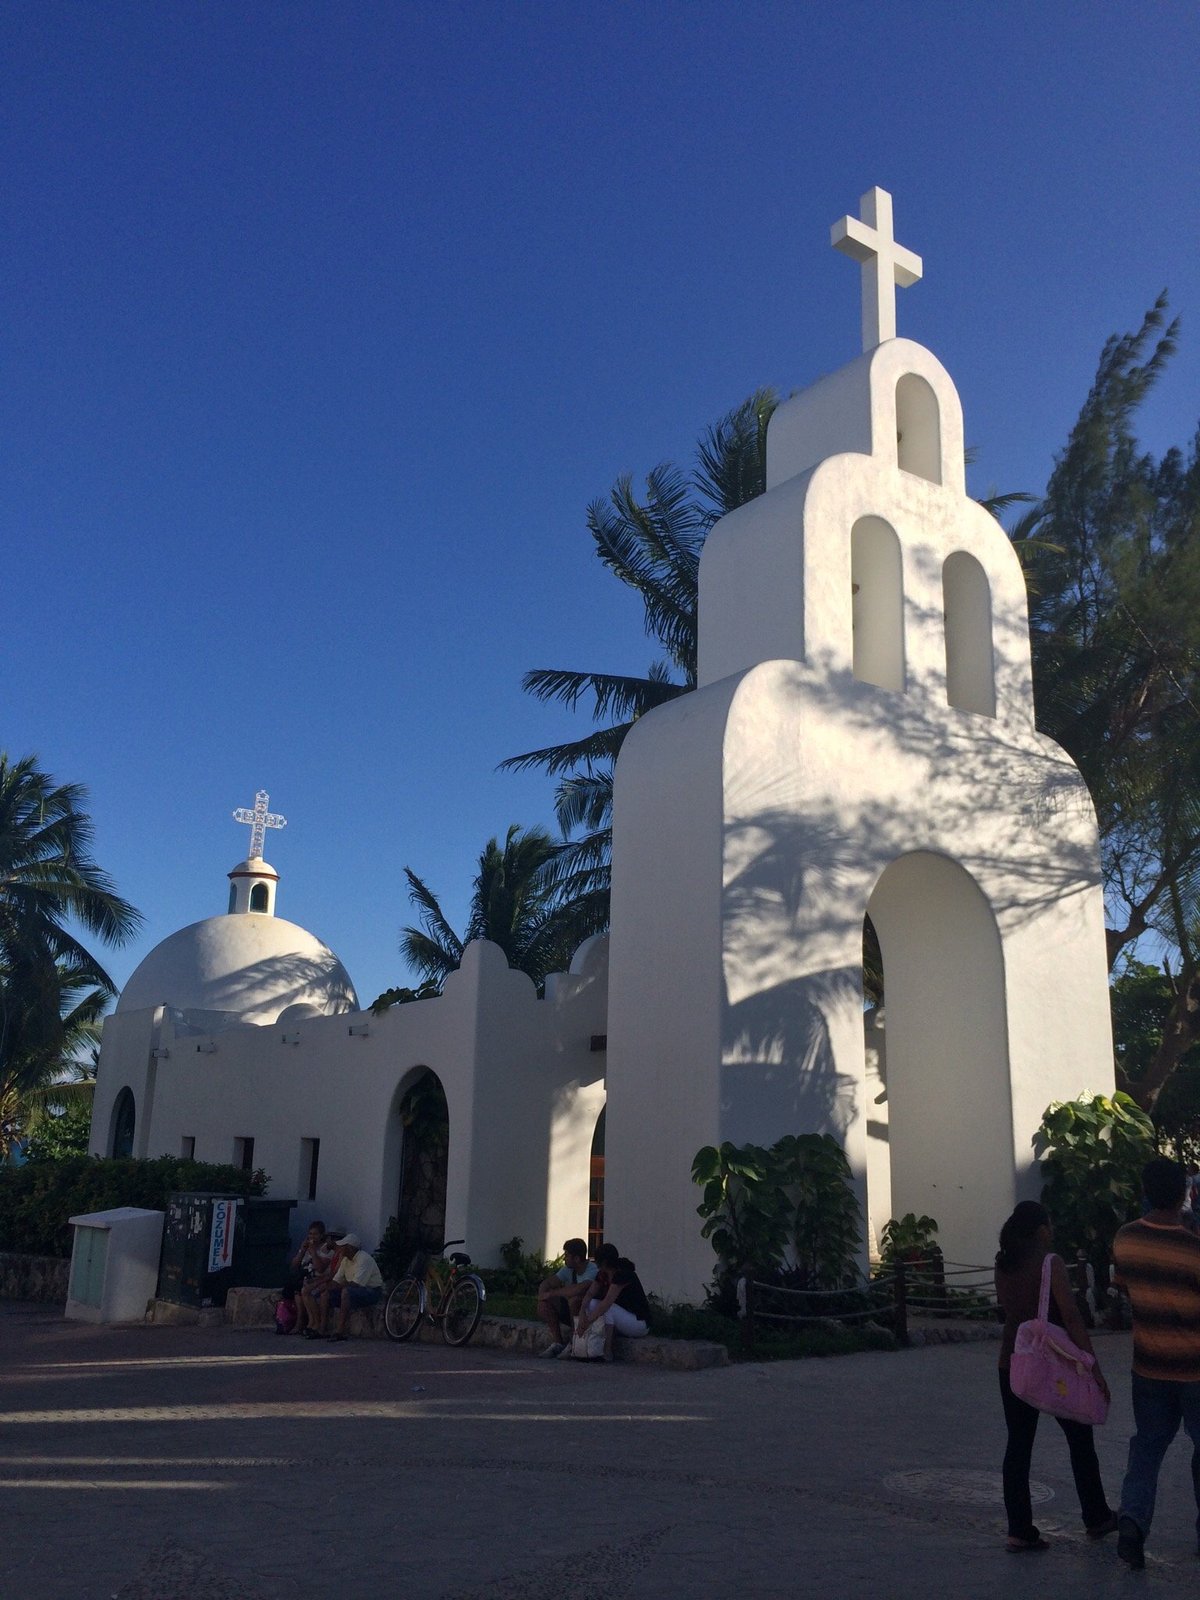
[158,1192,296,1308]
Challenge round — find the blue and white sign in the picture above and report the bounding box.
[208,1199,239,1273]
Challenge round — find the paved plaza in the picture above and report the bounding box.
[0,1301,1196,1598]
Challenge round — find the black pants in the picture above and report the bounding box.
[999,1368,1111,1538]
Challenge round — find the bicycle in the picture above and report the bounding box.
[383,1239,487,1346]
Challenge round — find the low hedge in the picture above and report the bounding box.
[0,1155,264,1259]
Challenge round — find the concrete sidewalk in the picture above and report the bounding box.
[0,1300,1195,1599]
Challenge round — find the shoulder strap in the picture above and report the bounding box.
[1038,1253,1054,1320]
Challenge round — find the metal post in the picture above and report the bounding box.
[739,1272,756,1356]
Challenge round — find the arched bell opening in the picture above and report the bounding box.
[895,372,942,484]
[851,516,906,692]
[943,551,997,716]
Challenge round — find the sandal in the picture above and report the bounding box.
[1006,1535,1050,1552]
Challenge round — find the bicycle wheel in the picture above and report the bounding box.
[441,1275,485,1346]
[383,1276,425,1342]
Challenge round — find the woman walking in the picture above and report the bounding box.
[994,1201,1117,1551]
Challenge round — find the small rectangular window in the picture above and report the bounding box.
[299,1137,320,1201]
[233,1136,255,1172]
[180,1136,196,1160]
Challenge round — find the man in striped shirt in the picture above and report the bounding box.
[1112,1156,1200,1569]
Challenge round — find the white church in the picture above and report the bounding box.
[90,191,1116,1303]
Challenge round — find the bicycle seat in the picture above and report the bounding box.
[449,1251,471,1266]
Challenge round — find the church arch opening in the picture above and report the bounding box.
[895,373,941,483]
[388,1068,449,1266]
[109,1087,136,1159]
[588,1107,606,1258]
[851,516,905,692]
[249,882,269,912]
[943,551,997,716]
[864,852,1012,1264]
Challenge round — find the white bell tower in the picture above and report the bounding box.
[603,191,1115,1300]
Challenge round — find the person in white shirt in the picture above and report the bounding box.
[536,1238,598,1356]
[312,1233,383,1341]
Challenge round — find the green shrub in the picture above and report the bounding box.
[373,1215,410,1282]
[0,1155,267,1259]
[693,1133,862,1296]
[477,1235,558,1296]
[1036,1092,1155,1281]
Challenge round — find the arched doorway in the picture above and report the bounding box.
[864,852,1012,1264]
[588,1107,606,1258]
[394,1069,449,1264]
[110,1087,136,1158]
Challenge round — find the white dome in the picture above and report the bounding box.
[117,913,358,1026]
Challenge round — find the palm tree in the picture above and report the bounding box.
[0,752,141,1155]
[0,967,105,1160]
[372,824,592,1009]
[501,390,779,924]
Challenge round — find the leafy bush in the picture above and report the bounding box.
[693,1133,862,1296]
[21,1101,94,1162]
[647,1294,895,1360]
[477,1235,558,1296]
[879,1212,939,1265]
[373,1215,411,1283]
[1036,1092,1155,1280]
[0,1155,267,1259]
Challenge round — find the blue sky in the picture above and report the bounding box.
[3,2,1198,1008]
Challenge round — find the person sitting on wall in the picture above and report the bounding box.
[572,1256,652,1362]
[284,1221,334,1335]
[315,1233,384,1342]
[300,1231,345,1339]
[537,1238,598,1357]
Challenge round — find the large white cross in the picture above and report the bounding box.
[831,187,922,351]
[232,790,287,860]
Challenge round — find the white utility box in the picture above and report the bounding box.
[66,1206,165,1324]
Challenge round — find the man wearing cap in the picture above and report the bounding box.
[313,1233,383,1341]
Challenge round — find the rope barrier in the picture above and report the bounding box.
[746,1275,896,1299]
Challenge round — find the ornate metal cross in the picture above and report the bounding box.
[232,790,287,859]
[831,187,922,351]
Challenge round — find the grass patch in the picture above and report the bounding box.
[483,1293,539,1320]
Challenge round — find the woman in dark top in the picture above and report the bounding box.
[994,1200,1116,1551]
[575,1256,651,1361]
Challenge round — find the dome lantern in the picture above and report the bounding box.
[228,788,287,916]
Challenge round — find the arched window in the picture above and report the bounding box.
[227,883,237,913]
[110,1088,136,1159]
[943,551,996,716]
[249,882,269,913]
[851,516,905,692]
[896,373,941,484]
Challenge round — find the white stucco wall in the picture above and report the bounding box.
[91,936,608,1264]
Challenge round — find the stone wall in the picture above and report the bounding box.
[223,1286,729,1369]
[0,1251,70,1303]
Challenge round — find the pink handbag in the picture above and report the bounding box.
[1009,1254,1109,1426]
